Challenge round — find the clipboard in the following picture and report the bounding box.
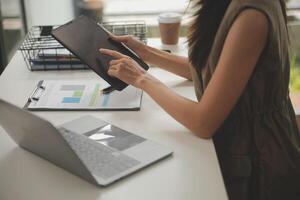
[24,80,143,111]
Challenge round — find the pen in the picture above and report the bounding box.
[162,49,172,53]
[102,86,116,94]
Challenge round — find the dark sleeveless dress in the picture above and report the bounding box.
[189,0,300,199]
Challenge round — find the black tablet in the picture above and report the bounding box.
[51,16,149,91]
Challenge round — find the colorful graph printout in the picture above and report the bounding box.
[26,80,142,110]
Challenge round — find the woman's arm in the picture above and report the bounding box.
[110,35,192,80]
[101,9,268,139]
[145,46,192,80]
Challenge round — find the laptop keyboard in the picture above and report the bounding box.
[59,128,140,180]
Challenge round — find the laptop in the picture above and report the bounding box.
[0,99,173,186]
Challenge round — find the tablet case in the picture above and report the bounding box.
[51,16,149,91]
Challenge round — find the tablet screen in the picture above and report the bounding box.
[51,16,149,91]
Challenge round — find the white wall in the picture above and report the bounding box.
[25,0,75,28]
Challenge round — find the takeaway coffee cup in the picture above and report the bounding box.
[158,13,182,45]
[77,0,104,22]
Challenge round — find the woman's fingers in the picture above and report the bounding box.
[108,69,117,77]
[99,49,126,59]
[109,34,131,43]
[107,65,118,77]
[109,57,132,66]
[108,67,117,76]
[107,57,146,89]
[108,63,123,77]
[109,59,120,66]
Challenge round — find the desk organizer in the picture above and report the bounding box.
[19,21,147,71]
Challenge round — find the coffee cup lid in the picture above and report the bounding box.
[158,13,182,24]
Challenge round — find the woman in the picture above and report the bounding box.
[100,0,300,199]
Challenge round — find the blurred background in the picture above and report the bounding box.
[0,0,191,72]
[0,0,300,93]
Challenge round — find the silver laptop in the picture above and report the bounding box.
[0,99,173,186]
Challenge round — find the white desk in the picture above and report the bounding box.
[0,38,228,200]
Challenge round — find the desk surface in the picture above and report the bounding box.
[0,38,228,200]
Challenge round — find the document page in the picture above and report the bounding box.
[28,80,142,110]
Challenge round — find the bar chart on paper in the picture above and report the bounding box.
[26,80,143,110]
[61,85,85,104]
[59,83,110,107]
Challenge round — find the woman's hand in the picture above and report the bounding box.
[110,34,192,80]
[109,34,150,62]
[100,48,153,89]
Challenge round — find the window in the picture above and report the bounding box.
[103,0,190,25]
[288,0,300,10]
[0,0,26,71]
[104,0,188,15]
[288,1,300,98]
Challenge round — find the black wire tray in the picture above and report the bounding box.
[19,21,147,71]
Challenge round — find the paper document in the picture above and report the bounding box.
[25,80,143,111]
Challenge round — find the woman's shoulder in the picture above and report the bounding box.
[230,0,281,11]
[227,0,282,24]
